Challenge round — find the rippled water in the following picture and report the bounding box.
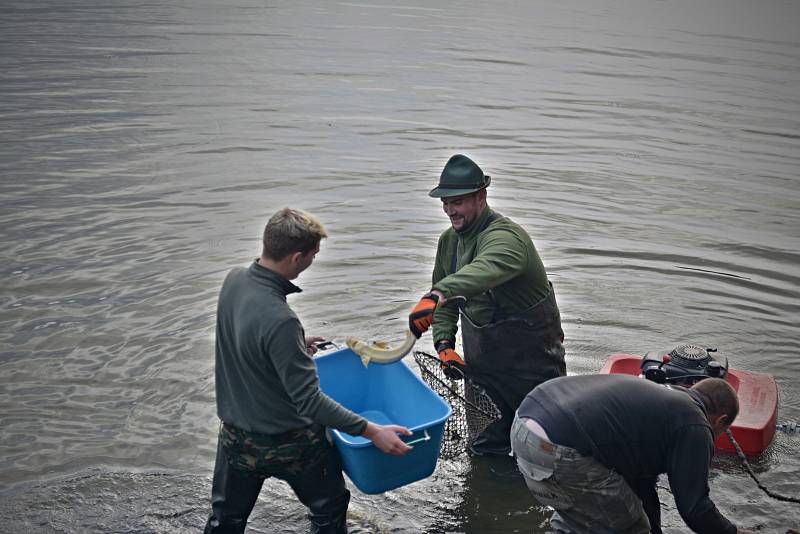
[1,0,799,532]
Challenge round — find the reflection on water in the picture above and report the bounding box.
[1,0,799,532]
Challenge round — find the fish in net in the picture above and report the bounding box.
[412,350,501,460]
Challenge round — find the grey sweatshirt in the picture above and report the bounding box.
[214,260,367,436]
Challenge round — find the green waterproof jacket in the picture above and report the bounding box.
[215,261,367,436]
[431,206,551,345]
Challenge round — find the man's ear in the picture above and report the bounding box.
[711,413,730,437]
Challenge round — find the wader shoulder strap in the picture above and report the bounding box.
[450,212,505,322]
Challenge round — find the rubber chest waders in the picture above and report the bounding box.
[461,285,565,455]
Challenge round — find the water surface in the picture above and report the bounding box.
[1,0,799,532]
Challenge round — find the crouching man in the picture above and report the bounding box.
[511,374,755,534]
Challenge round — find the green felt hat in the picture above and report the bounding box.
[429,154,491,198]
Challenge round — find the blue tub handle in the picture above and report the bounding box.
[403,429,431,446]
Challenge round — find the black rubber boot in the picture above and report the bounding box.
[287,447,350,534]
[204,441,264,534]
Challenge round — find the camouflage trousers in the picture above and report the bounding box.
[510,415,651,534]
[204,423,350,534]
[219,423,331,478]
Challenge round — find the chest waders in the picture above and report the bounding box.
[461,286,566,455]
[453,214,566,455]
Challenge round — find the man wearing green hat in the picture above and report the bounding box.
[408,154,567,456]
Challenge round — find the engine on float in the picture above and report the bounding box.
[640,344,728,386]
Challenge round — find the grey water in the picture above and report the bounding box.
[1,0,798,532]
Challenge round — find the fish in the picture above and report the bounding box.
[345,295,464,366]
[345,330,417,366]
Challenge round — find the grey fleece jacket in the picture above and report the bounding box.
[214,260,367,436]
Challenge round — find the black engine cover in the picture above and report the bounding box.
[641,344,728,385]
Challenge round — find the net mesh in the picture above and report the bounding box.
[412,351,501,460]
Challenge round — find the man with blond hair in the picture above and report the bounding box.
[205,208,412,534]
[511,375,755,534]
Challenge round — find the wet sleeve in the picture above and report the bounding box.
[432,228,527,301]
[268,318,367,435]
[667,425,737,534]
[628,477,663,534]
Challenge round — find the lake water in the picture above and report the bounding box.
[1,0,798,532]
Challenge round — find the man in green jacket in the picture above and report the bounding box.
[205,208,411,534]
[409,154,566,456]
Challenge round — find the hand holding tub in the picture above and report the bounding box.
[305,335,325,355]
[362,422,413,456]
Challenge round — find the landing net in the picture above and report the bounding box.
[413,351,501,460]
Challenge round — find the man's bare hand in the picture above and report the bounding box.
[305,335,325,355]
[362,422,413,455]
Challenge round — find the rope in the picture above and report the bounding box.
[725,429,800,504]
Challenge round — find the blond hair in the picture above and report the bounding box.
[262,208,328,261]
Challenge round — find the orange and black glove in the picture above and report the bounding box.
[436,340,465,380]
[409,292,439,338]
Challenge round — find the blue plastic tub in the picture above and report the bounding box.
[315,348,452,494]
